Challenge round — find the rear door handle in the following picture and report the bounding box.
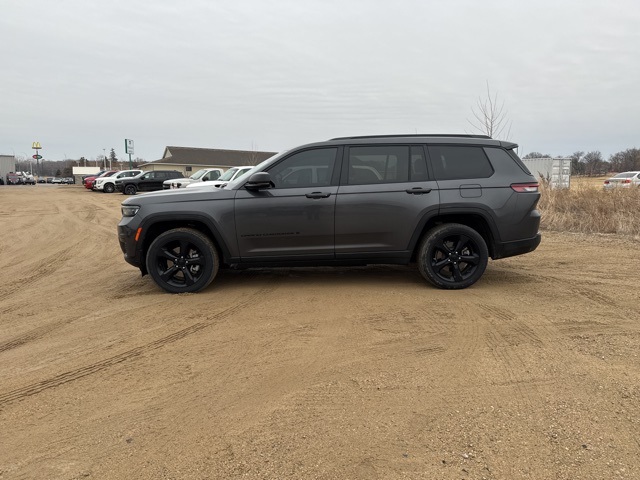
[305,192,331,199]
[405,187,432,195]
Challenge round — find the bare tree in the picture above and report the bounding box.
[468,82,512,140]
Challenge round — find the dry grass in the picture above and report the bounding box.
[538,178,640,237]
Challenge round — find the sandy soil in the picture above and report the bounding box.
[1,185,639,480]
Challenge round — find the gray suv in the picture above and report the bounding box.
[118,135,541,293]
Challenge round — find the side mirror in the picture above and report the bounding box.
[244,172,273,191]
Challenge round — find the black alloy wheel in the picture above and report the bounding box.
[123,184,137,195]
[418,223,488,289]
[146,228,219,293]
[104,183,115,193]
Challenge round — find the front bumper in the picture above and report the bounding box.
[118,222,144,270]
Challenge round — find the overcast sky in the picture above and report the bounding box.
[1,0,638,162]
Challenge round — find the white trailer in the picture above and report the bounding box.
[0,155,16,183]
[522,157,571,189]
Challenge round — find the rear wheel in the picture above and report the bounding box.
[146,228,219,293]
[418,223,488,289]
[123,184,137,195]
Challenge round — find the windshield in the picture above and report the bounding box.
[189,169,207,180]
[218,168,240,181]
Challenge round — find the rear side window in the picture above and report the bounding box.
[428,146,494,180]
[347,146,409,185]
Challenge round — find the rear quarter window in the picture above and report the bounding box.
[427,146,493,180]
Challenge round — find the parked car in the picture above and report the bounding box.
[118,134,542,293]
[22,173,36,185]
[51,177,63,184]
[603,171,640,189]
[85,170,118,190]
[94,170,142,193]
[6,172,25,185]
[163,168,224,190]
[185,166,254,189]
[115,170,183,195]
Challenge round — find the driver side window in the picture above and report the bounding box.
[268,148,337,189]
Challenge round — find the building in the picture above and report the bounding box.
[0,155,16,183]
[140,146,277,176]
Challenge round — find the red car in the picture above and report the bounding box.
[84,170,118,190]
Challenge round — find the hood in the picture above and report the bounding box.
[121,184,233,207]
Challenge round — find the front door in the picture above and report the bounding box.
[234,147,340,260]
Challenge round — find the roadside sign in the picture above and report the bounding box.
[32,154,42,159]
[32,142,42,149]
[125,139,134,155]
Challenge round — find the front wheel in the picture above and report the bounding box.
[104,183,115,193]
[418,223,488,289]
[146,228,219,293]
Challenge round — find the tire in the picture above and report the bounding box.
[103,183,115,193]
[418,223,488,289]
[123,184,137,195]
[146,228,219,293]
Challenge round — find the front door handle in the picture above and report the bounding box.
[405,187,432,195]
[305,192,331,199]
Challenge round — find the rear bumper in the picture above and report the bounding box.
[493,233,541,260]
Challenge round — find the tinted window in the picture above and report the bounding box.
[410,146,429,181]
[268,148,337,189]
[347,146,409,185]
[428,146,494,180]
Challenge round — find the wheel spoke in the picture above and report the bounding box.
[434,238,452,254]
[452,264,464,282]
[184,268,196,286]
[159,248,178,262]
[460,253,480,265]
[160,265,179,281]
[454,235,470,253]
[187,256,204,265]
[179,240,192,257]
[433,258,450,271]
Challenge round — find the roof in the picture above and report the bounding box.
[142,146,277,168]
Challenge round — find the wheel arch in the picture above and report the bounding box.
[138,215,232,275]
[410,210,498,261]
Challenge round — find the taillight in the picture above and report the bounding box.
[604,180,610,184]
[623,179,631,184]
[511,183,539,193]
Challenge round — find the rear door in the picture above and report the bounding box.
[334,145,440,258]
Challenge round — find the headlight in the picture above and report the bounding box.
[121,205,140,217]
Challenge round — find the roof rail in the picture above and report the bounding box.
[330,134,493,141]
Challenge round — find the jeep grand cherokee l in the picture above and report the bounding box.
[118,135,541,293]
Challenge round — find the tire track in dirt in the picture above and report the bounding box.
[0,243,79,297]
[475,303,548,409]
[0,318,76,353]
[0,285,277,408]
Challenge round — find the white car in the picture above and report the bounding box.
[95,170,142,193]
[163,168,224,190]
[186,166,254,189]
[603,171,640,190]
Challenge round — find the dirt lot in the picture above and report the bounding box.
[1,186,638,480]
